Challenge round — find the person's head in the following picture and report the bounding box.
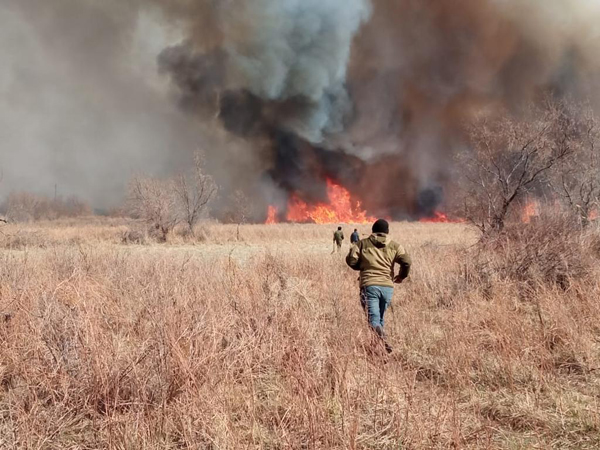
[372,219,389,234]
[337,226,342,231]
[354,229,357,232]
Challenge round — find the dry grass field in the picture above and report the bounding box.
[0,218,599,449]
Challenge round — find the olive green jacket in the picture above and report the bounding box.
[333,230,344,245]
[346,233,411,288]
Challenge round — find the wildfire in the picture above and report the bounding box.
[522,199,540,224]
[420,211,464,223]
[267,179,376,224]
[265,205,278,224]
[420,211,449,223]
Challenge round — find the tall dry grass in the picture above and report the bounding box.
[0,219,599,448]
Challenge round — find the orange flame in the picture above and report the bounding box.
[522,199,540,224]
[267,179,376,224]
[265,205,278,224]
[420,211,464,223]
[420,211,450,223]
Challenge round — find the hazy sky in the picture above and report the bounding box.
[0,1,200,208]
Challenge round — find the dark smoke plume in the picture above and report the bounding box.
[345,0,600,216]
[3,0,600,218]
[156,0,372,219]
[157,0,600,220]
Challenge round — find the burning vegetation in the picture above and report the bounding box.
[266,179,376,224]
[4,0,600,221]
[419,211,456,224]
[5,0,600,228]
[154,0,600,225]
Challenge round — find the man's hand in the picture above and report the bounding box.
[394,275,406,284]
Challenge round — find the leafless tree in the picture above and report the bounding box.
[229,190,252,240]
[61,195,93,217]
[5,192,41,222]
[4,191,92,222]
[173,152,218,235]
[128,176,180,242]
[549,102,600,226]
[458,101,573,234]
[231,190,251,225]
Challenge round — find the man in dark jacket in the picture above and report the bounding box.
[351,229,360,244]
[346,219,411,352]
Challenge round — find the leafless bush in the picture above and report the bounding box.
[548,102,600,226]
[60,195,93,217]
[173,152,217,235]
[458,100,573,234]
[120,228,148,245]
[0,230,49,250]
[4,192,42,222]
[231,190,251,224]
[3,191,92,222]
[127,176,180,242]
[468,213,593,293]
[126,153,217,241]
[227,190,253,240]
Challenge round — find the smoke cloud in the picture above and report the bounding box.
[2,0,600,218]
[0,0,202,209]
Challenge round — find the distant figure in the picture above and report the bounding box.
[333,226,345,252]
[351,229,360,244]
[346,219,411,353]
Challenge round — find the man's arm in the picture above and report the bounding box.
[394,246,412,283]
[346,242,361,271]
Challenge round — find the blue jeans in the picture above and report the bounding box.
[360,286,394,333]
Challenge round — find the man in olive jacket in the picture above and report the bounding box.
[333,226,345,252]
[346,219,411,352]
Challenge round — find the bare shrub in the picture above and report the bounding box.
[458,100,573,234]
[585,231,600,259]
[4,191,92,222]
[0,230,48,250]
[231,190,252,240]
[468,213,593,293]
[173,152,217,235]
[127,176,180,242]
[231,190,251,224]
[548,102,600,226]
[5,192,41,222]
[58,195,93,217]
[194,224,212,242]
[120,228,148,245]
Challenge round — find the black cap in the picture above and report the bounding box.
[372,219,389,234]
